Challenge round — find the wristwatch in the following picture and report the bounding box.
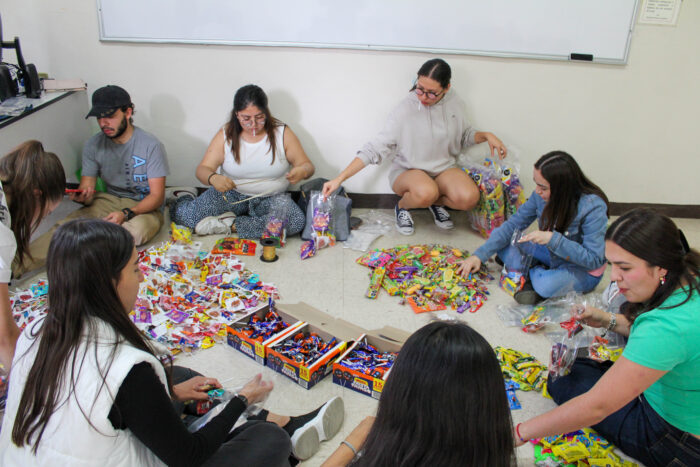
[235,393,249,408]
[121,208,136,221]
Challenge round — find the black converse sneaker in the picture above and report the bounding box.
[428,205,454,230]
[395,205,414,235]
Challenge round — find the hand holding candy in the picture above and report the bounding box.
[238,373,274,404]
[71,184,95,204]
[173,376,222,401]
[456,256,481,277]
[518,230,552,245]
[573,305,608,328]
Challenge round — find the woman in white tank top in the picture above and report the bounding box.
[170,85,315,238]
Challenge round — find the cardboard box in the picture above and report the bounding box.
[265,302,364,389]
[332,326,411,399]
[226,304,305,364]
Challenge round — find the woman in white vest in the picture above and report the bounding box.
[0,219,343,466]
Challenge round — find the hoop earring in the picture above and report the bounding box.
[660,276,666,286]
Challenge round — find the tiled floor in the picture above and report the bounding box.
[13,205,700,466]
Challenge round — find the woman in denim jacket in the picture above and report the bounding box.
[457,151,609,304]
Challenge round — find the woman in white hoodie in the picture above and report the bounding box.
[322,58,507,235]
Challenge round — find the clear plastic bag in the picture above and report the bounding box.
[498,229,536,296]
[463,162,505,238]
[262,193,291,247]
[301,192,336,260]
[342,210,393,251]
[187,378,269,433]
[494,155,526,219]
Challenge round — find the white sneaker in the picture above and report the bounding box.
[395,205,415,235]
[428,205,454,230]
[165,186,198,206]
[290,396,344,460]
[194,212,236,235]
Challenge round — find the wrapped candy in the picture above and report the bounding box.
[463,163,505,238]
[300,192,336,260]
[262,193,292,247]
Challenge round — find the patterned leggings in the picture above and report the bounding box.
[169,188,305,239]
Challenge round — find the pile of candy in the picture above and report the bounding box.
[133,239,280,353]
[588,336,623,363]
[238,309,290,342]
[11,279,49,331]
[495,346,548,393]
[532,429,638,466]
[273,331,338,366]
[356,245,493,314]
[337,340,397,379]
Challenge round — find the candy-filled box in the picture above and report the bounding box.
[265,302,364,389]
[332,327,410,399]
[226,305,304,365]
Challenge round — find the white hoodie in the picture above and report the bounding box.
[357,90,477,177]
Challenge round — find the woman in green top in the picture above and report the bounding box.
[514,208,700,466]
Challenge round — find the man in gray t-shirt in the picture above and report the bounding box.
[69,85,170,245]
[17,86,170,275]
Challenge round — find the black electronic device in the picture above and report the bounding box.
[0,13,42,101]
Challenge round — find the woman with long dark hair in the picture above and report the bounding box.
[0,219,344,465]
[322,58,507,236]
[457,150,609,304]
[0,140,64,368]
[170,84,315,237]
[323,321,515,466]
[514,209,700,466]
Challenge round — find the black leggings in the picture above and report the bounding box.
[171,366,292,467]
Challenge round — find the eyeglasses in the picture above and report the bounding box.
[237,113,266,124]
[414,86,443,99]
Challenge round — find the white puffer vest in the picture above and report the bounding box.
[0,318,168,466]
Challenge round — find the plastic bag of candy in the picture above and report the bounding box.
[300,192,336,260]
[494,155,526,218]
[187,375,269,433]
[262,193,292,247]
[499,229,537,296]
[463,162,505,238]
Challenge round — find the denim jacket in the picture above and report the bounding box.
[473,192,608,271]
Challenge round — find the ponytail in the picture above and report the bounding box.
[0,140,65,267]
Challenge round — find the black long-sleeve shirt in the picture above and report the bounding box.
[108,362,245,467]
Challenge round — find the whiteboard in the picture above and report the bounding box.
[97,0,639,64]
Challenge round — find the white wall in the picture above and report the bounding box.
[3,1,699,204]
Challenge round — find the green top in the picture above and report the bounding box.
[623,286,700,434]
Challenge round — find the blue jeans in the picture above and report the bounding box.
[548,358,700,467]
[498,243,601,298]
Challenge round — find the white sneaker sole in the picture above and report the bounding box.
[396,225,415,235]
[290,396,344,460]
[429,209,454,230]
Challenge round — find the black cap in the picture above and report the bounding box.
[85,85,132,119]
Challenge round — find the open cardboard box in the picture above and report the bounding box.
[265,302,364,389]
[226,304,305,364]
[332,326,411,399]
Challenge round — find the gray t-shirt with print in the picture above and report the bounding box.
[82,127,169,201]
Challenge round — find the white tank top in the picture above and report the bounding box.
[221,125,290,195]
